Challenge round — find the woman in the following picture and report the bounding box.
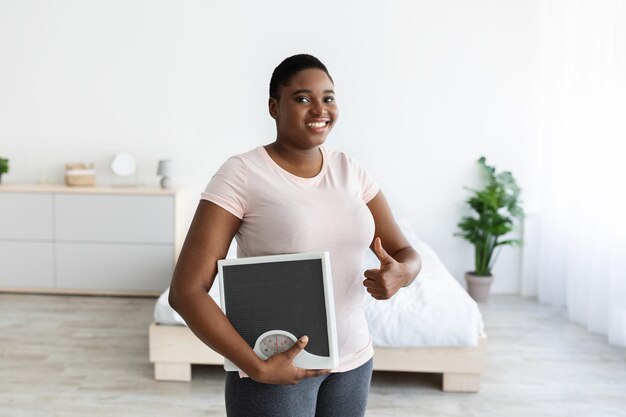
[169,54,421,417]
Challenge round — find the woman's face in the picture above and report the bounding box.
[269,68,339,149]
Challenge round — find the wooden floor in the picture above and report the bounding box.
[1,293,625,417]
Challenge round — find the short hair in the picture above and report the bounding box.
[269,54,334,99]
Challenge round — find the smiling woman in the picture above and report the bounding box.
[167,54,421,417]
[266,59,339,176]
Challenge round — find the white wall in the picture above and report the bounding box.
[0,0,539,293]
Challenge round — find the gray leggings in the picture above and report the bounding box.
[225,358,373,417]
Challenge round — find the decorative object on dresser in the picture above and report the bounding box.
[0,185,183,296]
[157,159,173,189]
[454,156,525,302]
[64,163,96,186]
[0,157,9,184]
[110,152,138,187]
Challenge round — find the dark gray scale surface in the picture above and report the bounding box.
[221,259,329,356]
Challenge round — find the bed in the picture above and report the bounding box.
[149,221,487,392]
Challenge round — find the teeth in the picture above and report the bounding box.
[306,122,327,128]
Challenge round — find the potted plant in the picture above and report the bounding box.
[0,157,8,185]
[454,157,524,302]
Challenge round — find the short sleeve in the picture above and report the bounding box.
[348,156,380,204]
[200,156,248,219]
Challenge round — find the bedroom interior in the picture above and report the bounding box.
[1,1,625,416]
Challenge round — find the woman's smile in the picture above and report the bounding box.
[305,118,331,133]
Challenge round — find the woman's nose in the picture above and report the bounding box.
[310,100,326,116]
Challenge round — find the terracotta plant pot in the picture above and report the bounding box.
[465,272,493,303]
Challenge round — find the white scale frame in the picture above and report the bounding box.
[218,252,339,372]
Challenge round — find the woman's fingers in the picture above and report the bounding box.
[289,335,309,356]
[299,368,331,379]
[259,335,333,384]
[366,287,383,299]
[373,237,393,265]
[364,280,380,293]
[363,275,385,299]
[362,277,378,288]
[364,261,405,299]
[363,268,379,280]
[285,336,330,380]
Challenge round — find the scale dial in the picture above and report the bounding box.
[254,330,297,360]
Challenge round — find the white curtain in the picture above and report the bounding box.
[536,1,626,346]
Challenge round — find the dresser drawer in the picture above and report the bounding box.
[56,242,174,292]
[55,194,174,244]
[0,185,181,295]
[0,193,54,240]
[0,241,55,288]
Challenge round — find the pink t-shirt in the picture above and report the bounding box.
[201,145,379,372]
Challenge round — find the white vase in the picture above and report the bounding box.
[465,272,494,303]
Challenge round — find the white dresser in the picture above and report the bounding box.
[0,185,183,296]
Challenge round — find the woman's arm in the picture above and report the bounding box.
[364,191,422,300]
[169,200,328,384]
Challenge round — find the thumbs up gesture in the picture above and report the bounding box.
[363,237,409,300]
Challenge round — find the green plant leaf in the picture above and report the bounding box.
[496,239,523,247]
[454,156,524,275]
[0,157,9,174]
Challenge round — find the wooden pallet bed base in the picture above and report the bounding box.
[148,323,487,392]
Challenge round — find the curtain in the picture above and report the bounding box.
[536,0,626,346]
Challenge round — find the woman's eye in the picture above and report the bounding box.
[324,96,335,103]
[296,96,310,103]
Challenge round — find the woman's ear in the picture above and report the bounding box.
[268,97,278,120]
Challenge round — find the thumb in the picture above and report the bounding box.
[285,335,308,361]
[374,237,392,264]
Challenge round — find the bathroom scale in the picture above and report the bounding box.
[217,251,339,372]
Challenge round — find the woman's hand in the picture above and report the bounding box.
[251,335,331,385]
[363,237,411,300]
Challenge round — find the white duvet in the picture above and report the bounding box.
[154,221,484,347]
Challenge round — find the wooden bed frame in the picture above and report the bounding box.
[149,323,487,392]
